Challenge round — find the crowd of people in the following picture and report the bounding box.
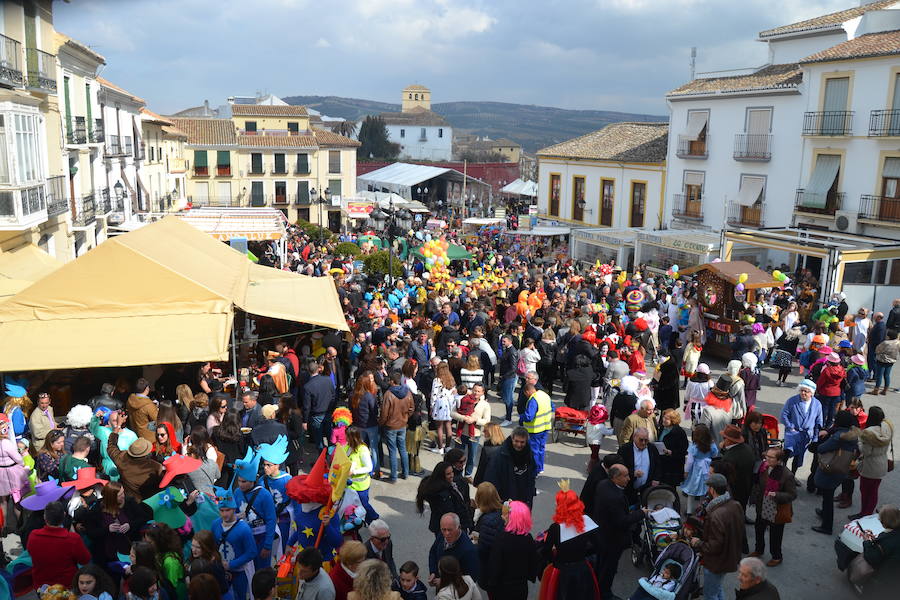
[1,220,899,600]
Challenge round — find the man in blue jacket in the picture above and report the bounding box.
[302,360,335,450]
[212,486,257,600]
[427,513,479,587]
[232,448,277,569]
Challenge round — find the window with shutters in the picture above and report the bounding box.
[600,179,614,227]
[275,181,287,204]
[250,153,263,175]
[296,180,310,205]
[193,150,208,176]
[216,151,231,176]
[630,181,646,228]
[328,179,342,198]
[245,121,257,133]
[287,122,299,134]
[328,150,341,174]
[572,176,585,222]
[296,153,309,175]
[274,153,287,174]
[549,173,560,216]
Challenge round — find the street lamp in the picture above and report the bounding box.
[309,187,332,241]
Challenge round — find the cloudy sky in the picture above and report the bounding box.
[56,0,853,116]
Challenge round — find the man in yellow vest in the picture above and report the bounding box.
[522,383,552,473]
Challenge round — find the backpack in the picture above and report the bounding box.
[516,355,528,376]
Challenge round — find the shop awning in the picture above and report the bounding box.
[736,177,765,206]
[0,217,346,371]
[176,207,287,241]
[679,260,779,289]
[0,245,64,302]
[502,226,571,237]
[802,155,840,209]
[683,112,709,141]
[684,172,705,186]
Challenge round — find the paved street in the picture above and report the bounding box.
[363,359,897,599]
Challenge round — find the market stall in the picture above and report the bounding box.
[634,229,720,274]
[571,228,636,270]
[679,261,779,359]
[501,226,570,257]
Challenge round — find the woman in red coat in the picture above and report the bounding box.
[330,540,367,600]
[816,353,846,428]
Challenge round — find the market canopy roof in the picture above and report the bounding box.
[0,245,63,300]
[463,217,505,226]
[502,226,571,237]
[177,207,287,241]
[411,243,473,262]
[0,217,346,371]
[679,260,779,289]
[358,162,490,198]
[501,179,538,197]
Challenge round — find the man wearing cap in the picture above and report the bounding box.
[212,486,258,600]
[781,380,824,475]
[106,412,163,500]
[232,448,277,569]
[690,473,744,600]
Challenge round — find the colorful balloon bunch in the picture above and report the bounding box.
[736,272,749,291]
[666,264,680,278]
[420,238,450,273]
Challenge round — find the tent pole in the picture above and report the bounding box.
[232,319,239,401]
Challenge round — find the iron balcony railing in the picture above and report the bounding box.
[248,163,266,175]
[193,166,210,177]
[272,164,288,175]
[0,33,24,88]
[46,175,68,217]
[858,195,900,224]
[216,165,232,177]
[97,188,112,215]
[105,135,123,157]
[733,134,772,161]
[675,135,708,159]
[727,201,765,228]
[25,47,56,93]
[123,138,134,156]
[91,119,105,143]
[68,117,87,144]
[189,196,242,207]
[273,193,290,205]
[250,194,270,207]
[73,194,96,227]
[794,188,844,216]
[868,110,900,136]
[671,193,704,221]
[802,111,853,136]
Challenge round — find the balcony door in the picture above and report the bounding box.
[600,179,614,226]
[881,158,900,220]
[251,181,264,206]
[572,176,585,222]
[745,108,771,157]
[549,173,560,216]
[684,171,703,218]
[630,182,646,228]
[822,77,849,134]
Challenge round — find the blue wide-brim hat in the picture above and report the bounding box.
[234,446,261,481]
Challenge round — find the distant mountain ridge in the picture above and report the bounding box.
[282,95,666,153]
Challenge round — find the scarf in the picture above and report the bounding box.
[761,463,784,495]
[706,490,732,512]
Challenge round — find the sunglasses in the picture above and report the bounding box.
[372,534,391,541]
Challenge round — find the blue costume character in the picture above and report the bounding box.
[284,449,343,562]
[89,407,137,481]
[258,435,292,549]
[212,486,256,600]
[232,447,278,570]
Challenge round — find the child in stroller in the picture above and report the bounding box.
[632,485,683,568]
[628,541,700,600]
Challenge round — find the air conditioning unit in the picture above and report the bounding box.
[834,210,860,234]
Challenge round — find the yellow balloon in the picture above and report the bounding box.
[738,273,749,284]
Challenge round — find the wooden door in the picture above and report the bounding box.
[630,182,646,227]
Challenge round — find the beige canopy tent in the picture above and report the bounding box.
[0,217,347,371]
[0,244,63,301]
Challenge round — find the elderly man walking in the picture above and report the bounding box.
[427,513,479,587]
[735,557,781,600]
[619,398,658,445]
[690,473,744,600]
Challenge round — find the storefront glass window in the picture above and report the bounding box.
[640,246,703,271]
[843,261,874,285]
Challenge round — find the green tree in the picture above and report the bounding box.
[362,250,404,277]
[329,120,358,138]
[334,241,362,257]
[357,116,400,160]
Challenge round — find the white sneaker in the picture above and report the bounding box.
[500,420,513,427]
[427,446,444,454]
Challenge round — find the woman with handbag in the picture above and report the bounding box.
[852,406,894,519]
[812,410,860,535]
[750,447,796,567]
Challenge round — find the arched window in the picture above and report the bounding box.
[409,94,412,99]
[415,94,419,100]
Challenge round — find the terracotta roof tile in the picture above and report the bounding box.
[537,122,668,162]
[801,29,900,63]
[161,125,188,139]
[97,76,145,104]
[668,63,801,97]
[231,104,309,117]
[759,0,898,38]
[170,118,237,146]
[404,84,430,91]
[314,130,361,148]
[140,108,173,126]
[237,134,318,148]
[379,106,449,126]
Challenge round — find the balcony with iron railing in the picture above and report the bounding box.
[248,162,266,176]
[271,164,289,175]
[189,195,243,208]
[123,138,134,157]
[671,193,704,221]
[675,135,708,159]
[858,195,900,224]
[0,33,24,88]
[67,116,87,145]
[46,175,68,217]
[105,134,124,157]
[727,201,765,228]
[868,110,900,136]
[216,165,232,177]
[794,188,844,216]
[25,47,56,93]
[250,193,270,207]
[91,119,104,143]
[170,157,187,173]
[72,194,96,227]
[273,192,290,205]
[96,188,112,215]
[193,165,210,177]
[802,111,853,136]
[733,134,772,161]
[0,184,47,229]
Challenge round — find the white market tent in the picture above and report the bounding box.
[353,190,430,213]
[503,226,571,237]
[357,162,490,201]
[501,178,538,197]
[463,217,504,226]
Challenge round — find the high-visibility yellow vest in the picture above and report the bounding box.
[524,390,552,434]
[348,446,371,491]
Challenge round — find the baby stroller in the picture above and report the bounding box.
[629,540,701,600]
[632,484,683,568]
[761,414,782,448]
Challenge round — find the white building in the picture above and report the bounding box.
[664,0,900,298]
[537,122,668,269]
[380,85,452,161]
[98,77,144,225]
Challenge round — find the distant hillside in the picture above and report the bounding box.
[282,95,666,153]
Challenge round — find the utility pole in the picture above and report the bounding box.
[690,47,697,80]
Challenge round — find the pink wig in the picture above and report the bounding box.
[505,500,532,535]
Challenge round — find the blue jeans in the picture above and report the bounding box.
[383,428,409,479]
[703,567,726,600]
[459,435,480,477]
[309,414,325,450]
[874,361,894,388]
[818,394,841,428]
[500,377,517,421]
[357,488,380,524]
[364,425,381,475]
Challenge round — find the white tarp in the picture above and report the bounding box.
[463,218,504,226]
[684,111,709,141]
[358,163,453,188]
[501,179,538,197]
[503,226,571,237]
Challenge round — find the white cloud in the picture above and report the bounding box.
[314,37,331,48]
